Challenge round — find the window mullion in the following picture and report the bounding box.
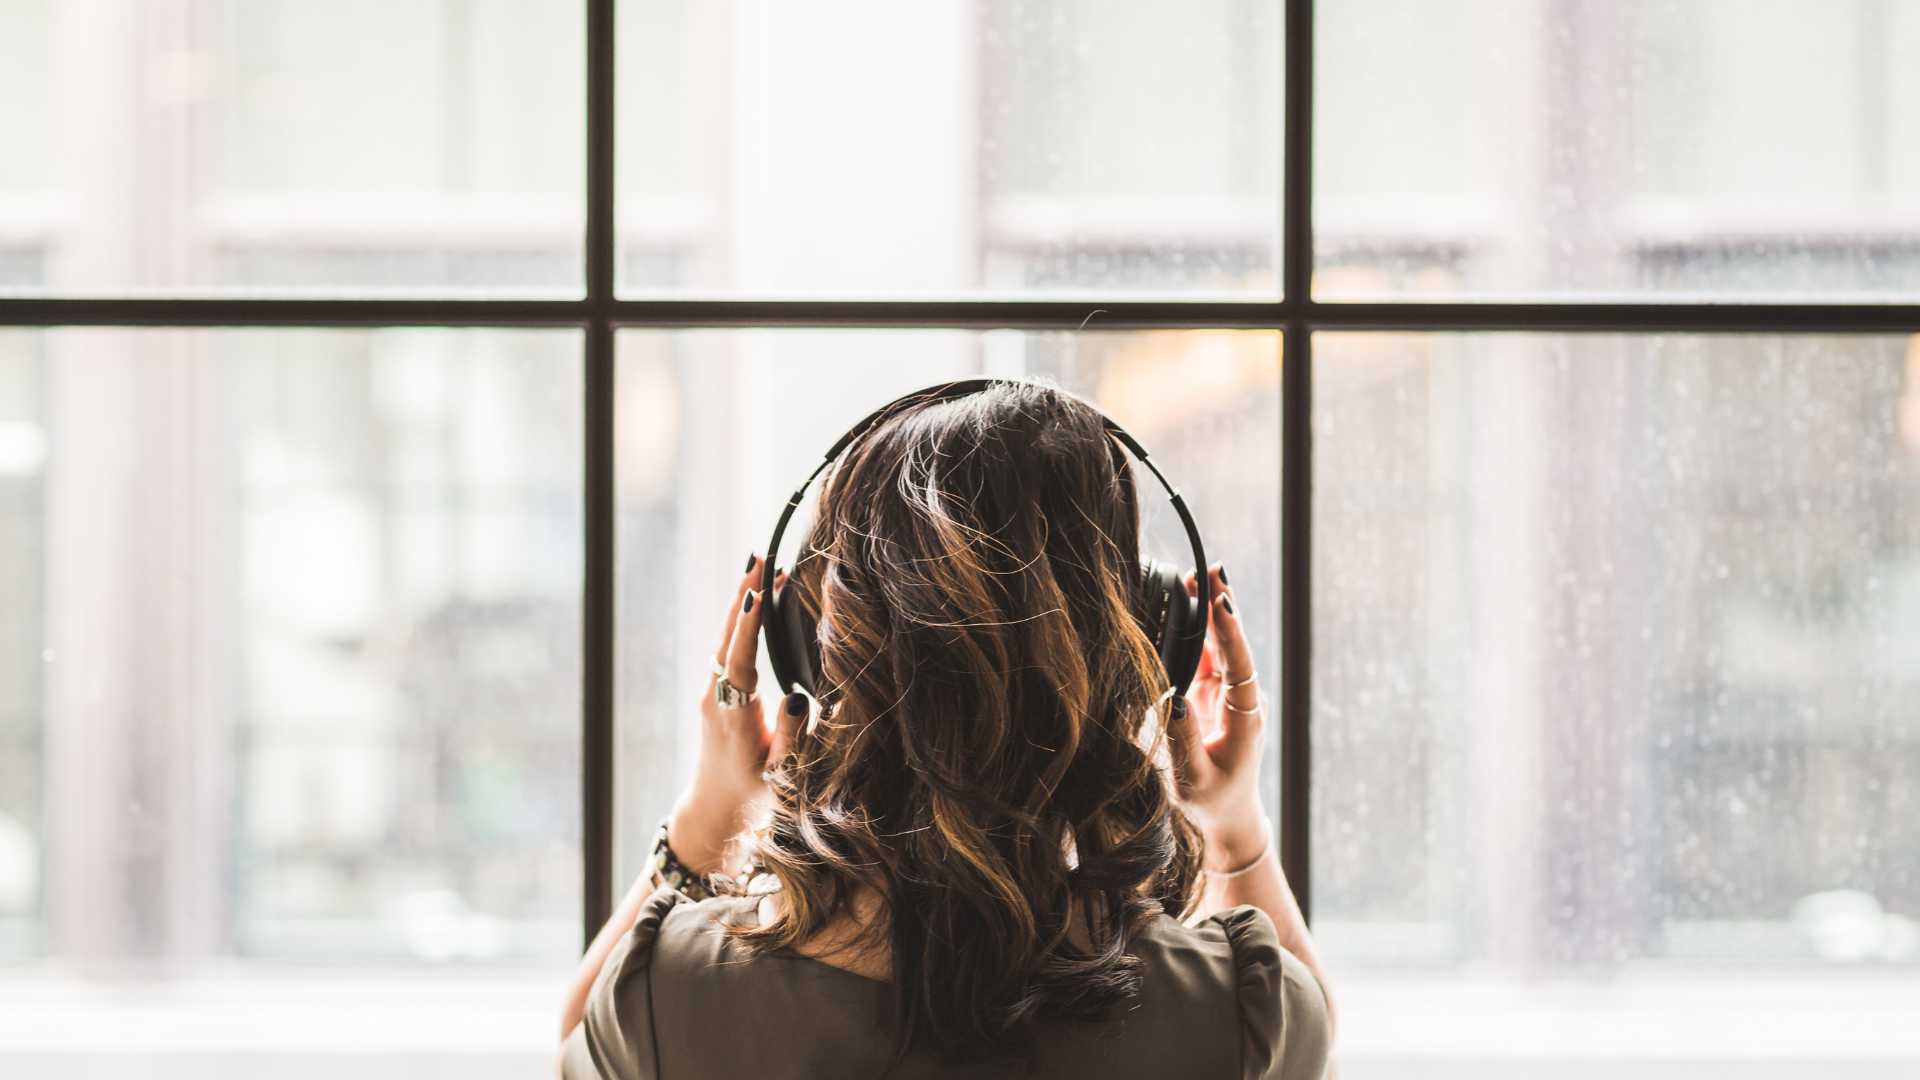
[581,0,618,947]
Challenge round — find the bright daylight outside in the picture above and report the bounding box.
[0,1,1916,1077]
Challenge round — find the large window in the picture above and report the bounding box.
[1,2,1915,1077]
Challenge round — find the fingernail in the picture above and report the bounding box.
[1221,594,1235,615]
[744,552,758,573]
[1169,696,1188,721]
[1218,564,1229,585]
[742,590,756,613]
[785,692,807,717]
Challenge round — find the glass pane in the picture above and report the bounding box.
[1318,2,1920,300]
[0,329,580,1077]
[615,329,1282,885]
[0,1,582,296]
[617,1,1281,297]
[0,334,41,958]
[1315,332,1920,1076]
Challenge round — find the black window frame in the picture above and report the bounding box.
[4,0,1918,946]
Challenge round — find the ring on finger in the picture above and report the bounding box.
[1224,690,1266,716]
[714,673,759,709]
[1224,671,1258,692]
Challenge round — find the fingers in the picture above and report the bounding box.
[1188,569,1232,681]
[1205,564,1256,691]
[1164,694,1209,789]
[1203,565,1264,760]
[726,579,764,694]
[713,553,761,667]
[769,691,808,763]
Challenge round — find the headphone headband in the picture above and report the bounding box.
[758,378,1211,696]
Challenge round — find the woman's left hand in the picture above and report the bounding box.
[667,553,807,875]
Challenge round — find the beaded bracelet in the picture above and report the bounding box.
[648,815,718,901]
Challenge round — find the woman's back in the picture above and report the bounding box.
[564,889,1331,1080]
[557,381,1335,1074]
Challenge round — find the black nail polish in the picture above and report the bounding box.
[785,692,807,716]
[744,552,758,573]
[1218,564,1229,585]
[1222,594,1235,615]
[742,591,756,613]
[1169,696,1188,721]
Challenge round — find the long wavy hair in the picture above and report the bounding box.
[728,379,1205,1065]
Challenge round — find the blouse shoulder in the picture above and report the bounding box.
[561,886,689,1080]
[1202,905,1333,1080]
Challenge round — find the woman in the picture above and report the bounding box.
[560,380,1333,1077]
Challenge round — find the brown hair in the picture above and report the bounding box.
[730,379,1204,1064]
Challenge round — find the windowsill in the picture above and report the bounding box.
[0,967,562,1058]
[1333,970,1920,1078]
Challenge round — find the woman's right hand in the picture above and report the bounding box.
[1167,563,1271,872]
[1169,566,1335,1039]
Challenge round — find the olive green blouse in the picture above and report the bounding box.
[562,888,1331,1079]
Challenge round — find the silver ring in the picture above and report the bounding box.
[1224,690,1266,716]
[714,673,759,709]
[1224,672,1257,691]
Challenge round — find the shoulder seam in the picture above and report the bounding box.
[643,887,687,1078]
[581,1011,614,1080]
[644,945,662,1077]
[1220,910,1249,1079]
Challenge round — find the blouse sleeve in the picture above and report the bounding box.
[561,887,688,1080]
[1210,904,1333,1080]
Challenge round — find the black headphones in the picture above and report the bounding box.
[757,378,1212,702]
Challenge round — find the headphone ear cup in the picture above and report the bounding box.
[1162,570,1205,690]
[765,579,820,697]
[1140,558,1204,689]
